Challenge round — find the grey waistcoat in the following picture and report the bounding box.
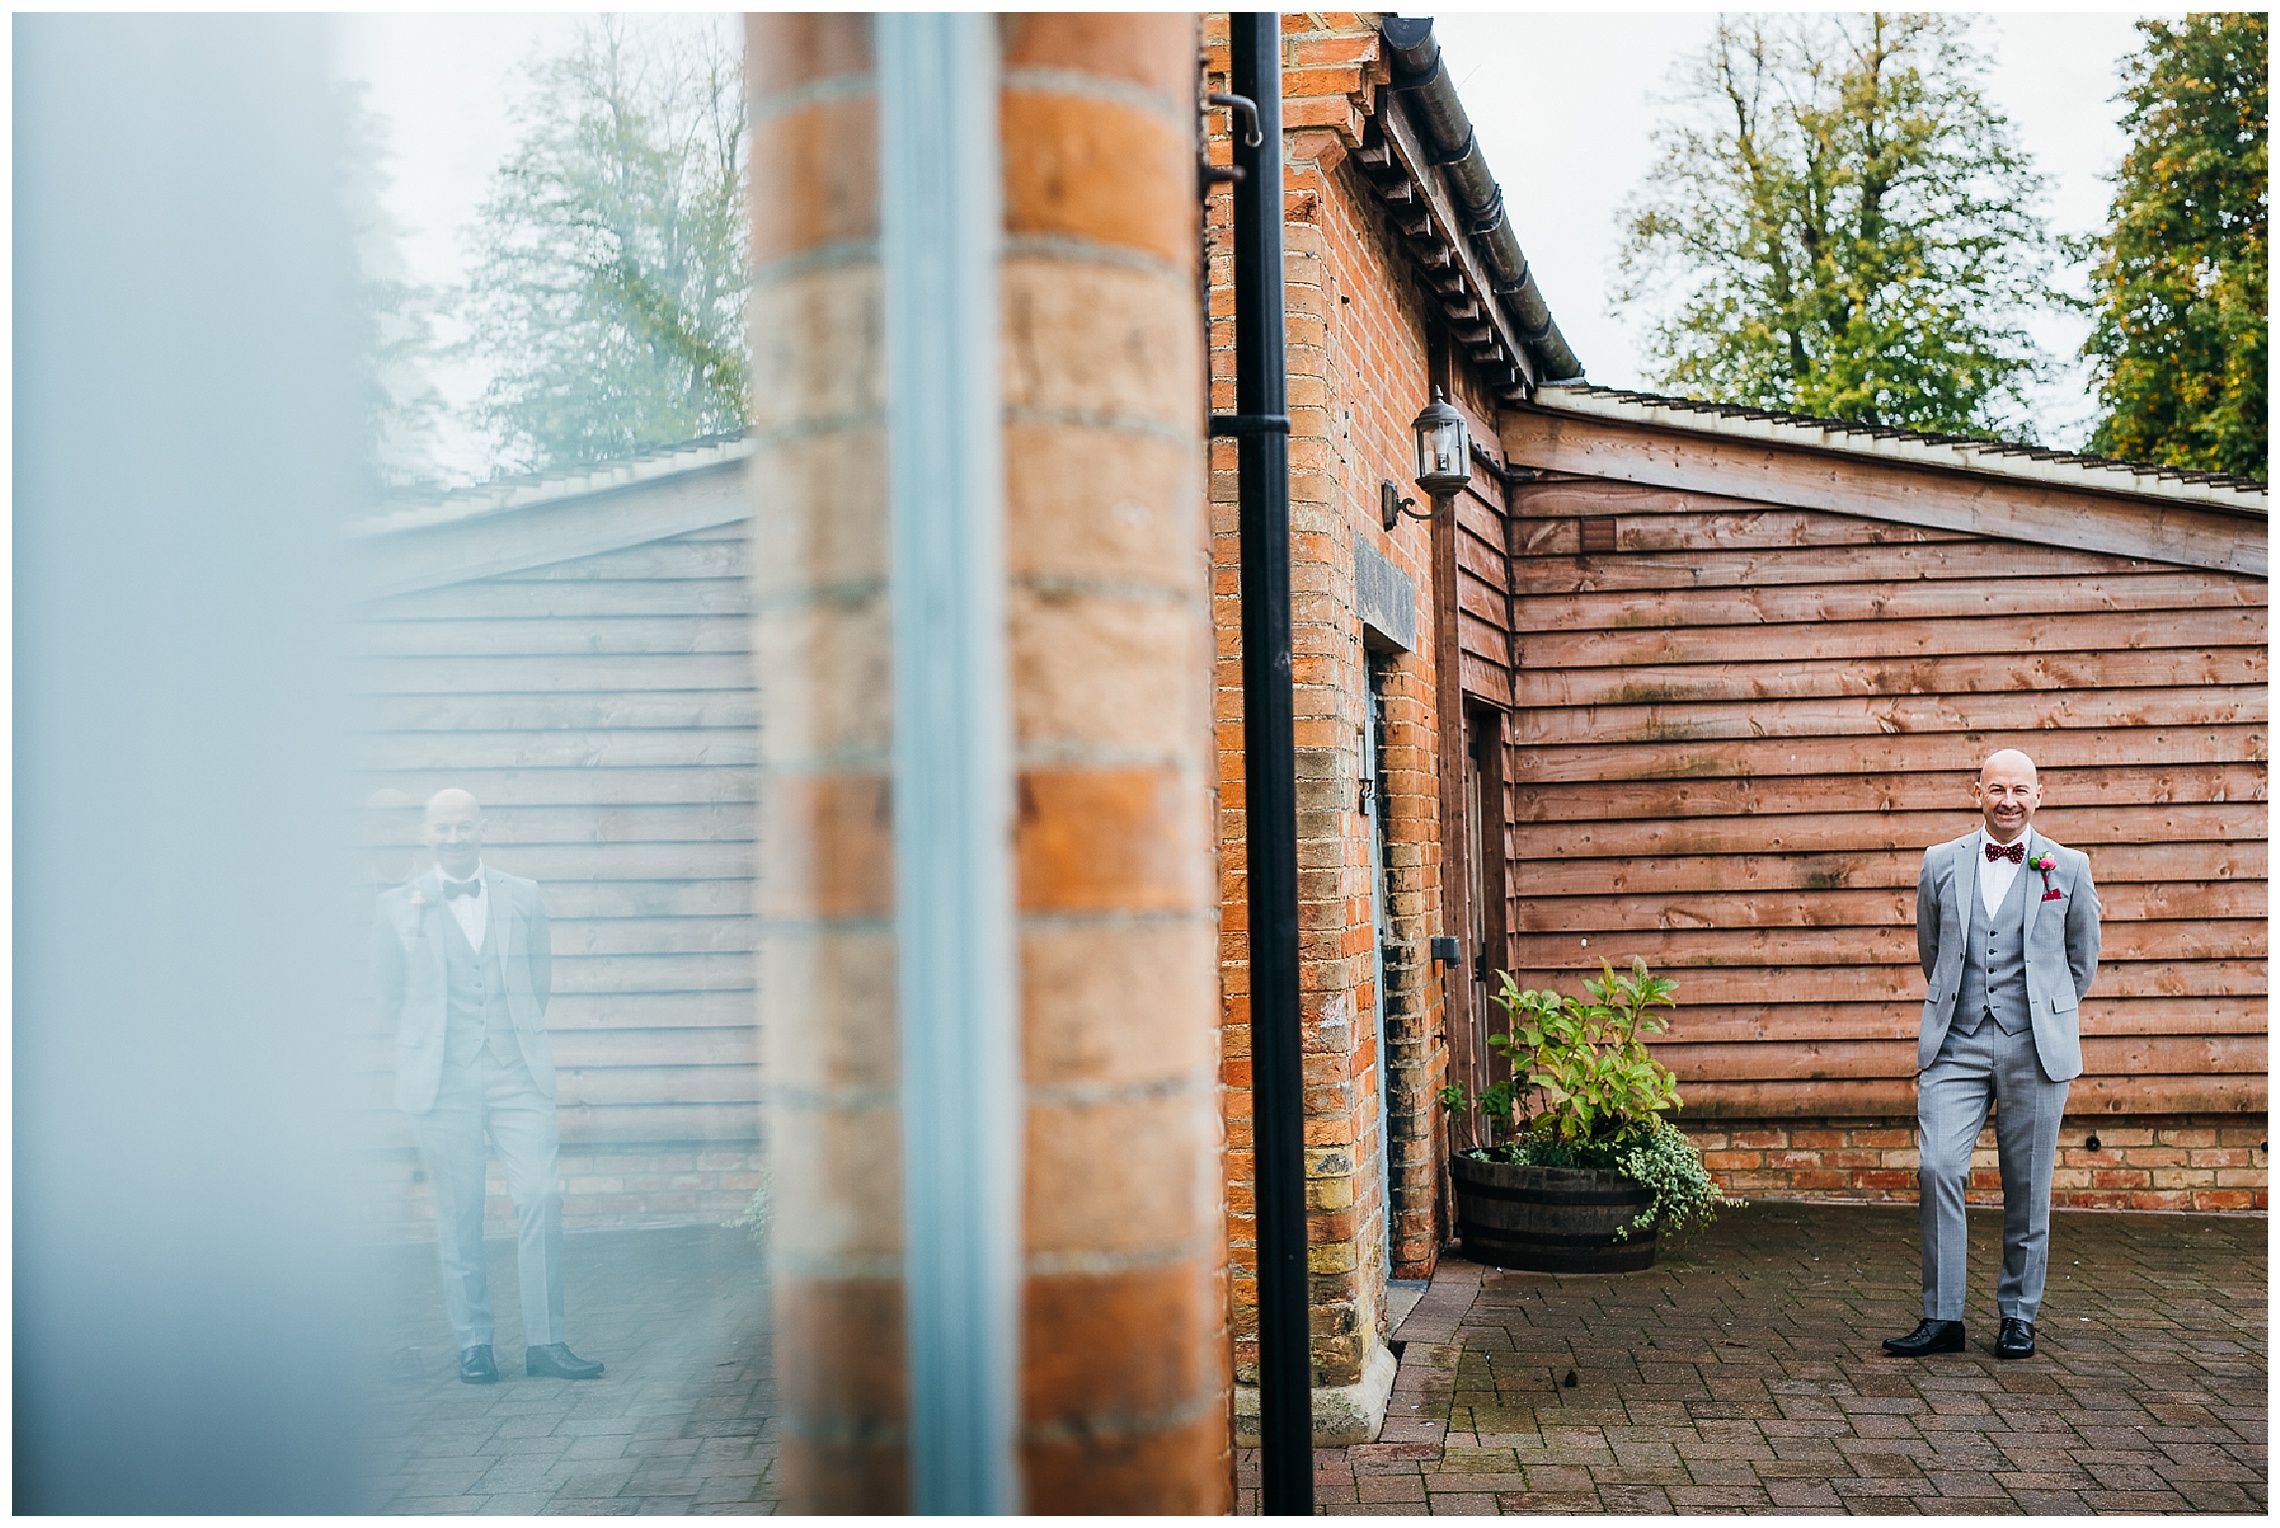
[439,908,521,1069]
[1955,851,2033,1037]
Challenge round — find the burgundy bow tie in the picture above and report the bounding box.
[442,877,483,899]
[1984,841,2024,863]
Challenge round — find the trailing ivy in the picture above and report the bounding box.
[1496,1118,1739,1241]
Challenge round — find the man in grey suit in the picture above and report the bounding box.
[374,789,604,1384]
[1886,750,2100,1361]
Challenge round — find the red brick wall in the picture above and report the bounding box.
[1685,1115,2269,1214]
[1207,10,1465,1400]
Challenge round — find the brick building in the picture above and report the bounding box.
[346,9,2268,1501]
[1200,9,2268,1450]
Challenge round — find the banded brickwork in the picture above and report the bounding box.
[352,503,761,1175]
[1497,470,2268,1122]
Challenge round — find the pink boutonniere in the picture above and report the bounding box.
[2029,853,2062,902]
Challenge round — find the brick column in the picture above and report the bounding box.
[999,13,1229,1513]
[747,15,904,1514]
[750,13,1229,1512]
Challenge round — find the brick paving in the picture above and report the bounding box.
[1241,1200,2266,1515]
[356,1224,778,1514]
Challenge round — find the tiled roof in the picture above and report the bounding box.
[349,431,753,539]
[1535,384,2267,515]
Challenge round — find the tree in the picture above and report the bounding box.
[461,17,748,476]
[2082,14,2267,479]
[1614,13,2056,436]
[340,81,452,496]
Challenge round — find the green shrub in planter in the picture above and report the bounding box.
[1442,957,1739,1240]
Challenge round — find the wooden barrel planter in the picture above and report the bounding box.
[1451,1154,1658,1273]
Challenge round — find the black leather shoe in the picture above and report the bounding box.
[1881,1319,1966,1357]
[1994,1317,2037,1360]
[459,1344,499,1384]
[525,1342,605,1380]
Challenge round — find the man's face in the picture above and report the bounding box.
[1971,756,2041,845]
[424,796,484,879]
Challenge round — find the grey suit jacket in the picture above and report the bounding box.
[1916,829,2101,1081]
[373,867,555,1112]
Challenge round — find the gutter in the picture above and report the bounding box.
[1377,16,1582,389]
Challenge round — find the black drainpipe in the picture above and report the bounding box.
[1214,13,1314,1515]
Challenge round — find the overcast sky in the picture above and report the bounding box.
[331,9,2170,475]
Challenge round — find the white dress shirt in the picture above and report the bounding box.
[440,863,490,953]
[1976,830,2026,918]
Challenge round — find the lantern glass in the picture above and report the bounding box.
[1410,389,1471,492]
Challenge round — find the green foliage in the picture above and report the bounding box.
[1502,1118,1739,1240]
[1442,958,1680,1145]
[462,17,749,476]
[1444,958,1738,1237]
[733,1179,771,1248]
[2082,13,2268,479]
[339,81,451,497]
[1614,13,2057,436]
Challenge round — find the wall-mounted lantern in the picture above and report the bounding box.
[1410,387,1472,497]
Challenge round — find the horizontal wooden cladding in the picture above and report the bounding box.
[352,1025,758,1070]
[366,766,757,807]
[359,523,765,1161]
[381,803,757,847]
[1514,572,2260,633]
[364,729,758,771]
[1510,919,2266,971]
[1514,540,2166,596]
[1654,1033,2265,1083]
[381,577,752,620]
[1516,647,2265,709]
[1511,763,2266,823]
[1515,505,1970,557]
[1512,802,2264,858]
[359,656,755,696]
[492,536,750,583]
[1673,1074,2267,1119]
[359,615,750,658]
[460,842,754,881]
[1650,996,2268,1043]
[1500,409,2267,576]
[1513,728,2267,788]
[1521,607,2265,670]
[1513,686,2265,747]
[1518,878,2265,932]
[552,917,755,957]
[1516,841,2267,897]
[1501,961,2265,1003]
[361,695,759,732]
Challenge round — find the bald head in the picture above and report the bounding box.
[1978,749,2038,786]
[424,789,485,879]
[1972,750,2042,846]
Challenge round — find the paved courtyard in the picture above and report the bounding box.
[356,1224,778,1514]
[354,1200,2260,1515]
[1243,1200,2266,1515]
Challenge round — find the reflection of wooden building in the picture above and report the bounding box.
[350,438,763,1236]
[1499,386,2268,1210]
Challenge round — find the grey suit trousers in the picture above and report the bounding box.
[411,1050,566,1350]
[1917,1016,2069,1323]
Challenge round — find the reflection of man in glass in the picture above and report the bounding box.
[372,789,603,1384]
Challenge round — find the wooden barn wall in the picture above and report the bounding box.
[353,520,759,1151]
[1500,473,2268,1119]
